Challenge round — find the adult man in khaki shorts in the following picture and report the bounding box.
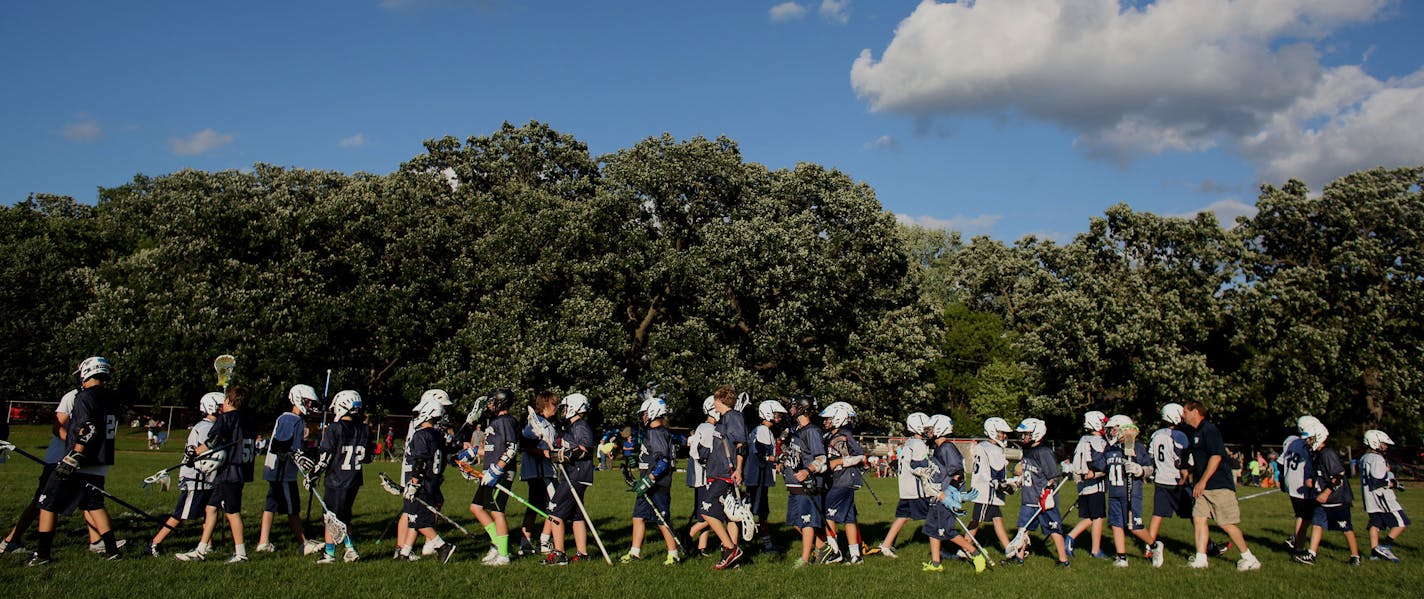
[1183,400,1259,571]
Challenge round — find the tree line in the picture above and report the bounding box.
[2,121,1419,443]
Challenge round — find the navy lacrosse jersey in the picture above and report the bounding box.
[1094,441,1152,499]
[562,418,596,485]
[1020,444,1060,499]
[706,409,746,481]
[929,439,965,490]
[406,426,447,485]
[208,409,257,483]
[826,425,865,489]
[638,426,675,488]
[484,413,520,483]
[68,385,117,472]
[743,423,777,488]
[1313,447,1352,507]
[779,423,826,489]
[321,420,373,488]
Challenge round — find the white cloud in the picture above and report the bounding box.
[61,115,103,142]
[1168,198,1258,228]
[863,134,899,151]
[769,2,807,23]
[850,0,1419,181]
[895,212,1001,234]
[168,129,235,156]
[338,133,367,149]
[820,0,849,24]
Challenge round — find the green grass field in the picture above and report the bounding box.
[2,424,1419,598]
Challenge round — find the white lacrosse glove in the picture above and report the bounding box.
[1125,462,1144,477]
[403,478,419,500]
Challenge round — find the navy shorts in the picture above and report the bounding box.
[922,503,959,540]
[324,484,358,523]
[1017,503,1064,535]
[405,489,444,530]
[825,487,858,524]
[549,479,586,522]
[747,485,771,518]
[31,463,56,503]
[471,483,510,513]
[38,472,106,516]
[969,502,1002,523]
[265,480,302,515]
[701,479,732,521]
[786,491,823,529]
[1312,504,1353,532]
[1291,496,1317,520]
[1107,495,1144,530]
[208,481,245,513]
[1368,510,1410,529]
[633,486,672,524]
[895,497,929,520]
[172,488,213,520]
[1077,491,1106,519]
[1152,485,1193,519]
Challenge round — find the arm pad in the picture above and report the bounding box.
[75,421,96,445]
[809,455,828,474]
[735,443,748,458]
[650,457,670,479]
[498,441,519,466]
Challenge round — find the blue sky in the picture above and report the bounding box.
[2,1,1421,242]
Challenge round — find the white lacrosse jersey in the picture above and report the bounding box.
[1149,427,1189,486]
[179,419,217,490]
[1360,452,1403,515]
[1277,435,1315,499]
[896,436,930,499]
[42,390,79,464]
[1072,434,1107,495]
[970,440,1009,506]
[685,422,715,488]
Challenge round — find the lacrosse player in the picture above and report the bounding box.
[256,384,318,555]
[779,395,829,567]
[176,386,258,563]
[544,393,596,564]
[1294,416,1359,565]
[1095,415,1154,567]
[919,415,988,573]
[395,399,456,562]
[1278,420,1317,553]
[1064,411,1108,559]
[394,389,453,557]
[1145,403,1193,567]
[515,390,557,556]
[872,412,932,558]
[622,396,681,565]
[746,399,787,554]
[1361,429,1407,562]
[310,390,372,563]
[465,388,519,566]
[701,386,748,570]
[1007,417,1069,567]
[968,417,1016,556]
[148,392,222,557]
[821,401,867,564]
[28,357,123,566]
[685,396,719,557]
[1182,400,1259,570]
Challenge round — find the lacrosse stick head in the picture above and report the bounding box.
[213,354,236,388]
[324,511,348,543]
[378,472,402,495]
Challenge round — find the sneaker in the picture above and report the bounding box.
[227,553,248,563]
[303,540,324,556]
[316,552,338,564]
[663,552,681,566]
[1348,554,1362,566]
[481,547,499,564]
[485,553,510,567]
[0,542,26,557]
[539,539,554,554]
[713,545,743,570]
[821,546,843,564]
[1187,555,1209,569]
[1373,545,1401,563]
[844,554,864,565]
[174,548,208,562]
[344,548,360,563]
[1113,557,1129,568]
[255,542,276,553]
[877,545,898,559]
[1003,556,1025,565]
[542,551,570,566]
[1284,536,1296,551]
[1090,551,1111,560]
[394,551,419,562]
[1065,535,1075,558]
[1057,560,1071,568]
[518,538,537,557]
[619,551,641,564]
[1293,552,1315,565]
[90,539,126,554]
[1237,554,1262,571]
[573,552,589,562]
[147,544,162,558]
[972,553,987,573]
[26,554,51,567]
[922,561,944,572]
[1208,540,1232,558]
[1151,541,1164,568]
[436,543,457,564]
[105,550,123,561]
[793,558,808,569]
[421,542,438,556]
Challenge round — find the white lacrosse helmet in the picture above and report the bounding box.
[74,356,113,382]
[560,393,590,420]
[703,395,721,422]
[1364,429,1394,451]
[1083,410,1107,432]
[757,399,788,422]
[1017,418,1047,443]
[736,391,752,412]
[199,392,224,416]
[640,397,670,422]
[288,384,318,415]
[193,448,228,474]
[1297,415,1329,450]
[930,414,954,438]
[1160,403,1184,425]
[1106,414,1133,430]
[906,412,931,436]
[820,401,856,429]
[415,399,446,425]
[418,388,452,410]
[332,390,362,419]
[983,417,1013,446]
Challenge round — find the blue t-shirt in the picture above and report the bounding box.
[1188,420,1234,491]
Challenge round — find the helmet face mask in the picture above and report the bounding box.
[982,417,1012,447]
[289,384,318,415]
[757,400,787,423]
[1016,418,1046,444]
[929,414,953,438]
[639,397,669,425]
[819,401,855,430]
[789,395,819,420]
[703,396,721,422]
[560,393,590,421]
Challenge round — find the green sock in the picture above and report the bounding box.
[495,534,509,556]
[484,523,497,542]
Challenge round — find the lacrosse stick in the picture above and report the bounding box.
[213,354,236,391]
[555,463,612,564]
[624,476,686,552]
[307,368,333,524]
[1006,476,1070,557]
[378,472,476,538]
[954,513,997,567]
[293,456,348,543]
[2,442,164,524]
[719,433,757,542]
[1238,488,1281,502]
[141,441,237,489]
[449,453,561,524]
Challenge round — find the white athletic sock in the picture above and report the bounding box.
[197,542,211,553]
[668,550,678,558]
[850,544,861,558]
[430,537,446,549]
[400,545,412,556]
[1241,550,1255,561]
[1194,552,1207,561]
[540,533,552,547]
[628,547,641,558]
[234,543,246,557]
